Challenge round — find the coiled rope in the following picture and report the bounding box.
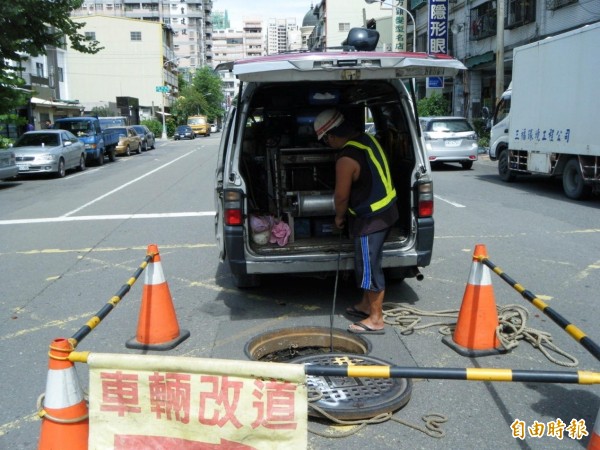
[382,302,579,367]
[307,389,447,439]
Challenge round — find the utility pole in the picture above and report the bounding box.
[495,0,505,106]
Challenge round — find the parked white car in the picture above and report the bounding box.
[12,130,86,178]
[0,148,18,181]
[420,117,479,170]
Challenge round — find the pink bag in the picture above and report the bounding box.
[270,220,291,247]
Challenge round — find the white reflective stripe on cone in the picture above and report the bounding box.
[468,261,492,286]
[145,261,166,285]
[44,368,85,409]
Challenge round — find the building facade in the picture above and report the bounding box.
[212,18,266,107]
[68,16,177,120]
[307,0,600,120]
[70,0,213,73]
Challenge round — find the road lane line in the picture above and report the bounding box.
[62,149,196,217]
[0,211,215,225]
[434,194,466,208]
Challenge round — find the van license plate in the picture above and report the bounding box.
[17,164,29,171]
[445,140,460,147]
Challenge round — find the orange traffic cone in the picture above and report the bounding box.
[126,244,190,350]
[589,406,600,450]
[38,338,88,450]
[443,244,507,357]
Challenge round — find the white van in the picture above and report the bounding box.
[214,31,465,287]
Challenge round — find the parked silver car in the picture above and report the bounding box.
[420,116,478,169]
[0,148,18,181]
[12,130,86,178]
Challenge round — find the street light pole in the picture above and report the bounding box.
[160,55,191,140]
[364,0,416,52]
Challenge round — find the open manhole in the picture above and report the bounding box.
[245,326,371,362]
[295,353,413,420]
[245,327,411,421]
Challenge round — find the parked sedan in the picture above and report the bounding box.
[0,148,18,181]
[131,125,155,151]
[173,125,195,140]
[420,116,479,169]
[12,130,86,178]
[108,126,142,156]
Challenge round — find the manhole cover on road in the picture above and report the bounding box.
[245,326,371,362]
[292,353,413,421]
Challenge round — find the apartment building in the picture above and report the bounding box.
[266,18,299,54]
[308,0,600,120]
[70,0,213,72]
[212,18,265,106]
[68,16,177,119]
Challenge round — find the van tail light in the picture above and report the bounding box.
[224,190,244,226]
[417,181,434,218]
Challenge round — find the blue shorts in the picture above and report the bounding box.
[354,228,388,292]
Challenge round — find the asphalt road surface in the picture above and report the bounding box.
[0,136,598,449]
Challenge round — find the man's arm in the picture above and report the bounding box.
[334,156,359,228]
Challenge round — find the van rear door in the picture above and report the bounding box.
[229,52,466,83]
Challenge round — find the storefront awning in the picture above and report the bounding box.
[465,51,494,69]
[30,97,82,109]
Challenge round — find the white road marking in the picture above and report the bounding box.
[62,150,196,217]
[0,211,216,225]
[434,194,466,208]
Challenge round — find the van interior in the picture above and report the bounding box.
[237,80,418,254]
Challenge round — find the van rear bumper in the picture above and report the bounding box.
[224,223,432,276]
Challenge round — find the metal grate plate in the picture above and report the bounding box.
[292,353,412,420]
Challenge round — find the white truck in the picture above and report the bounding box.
[489,22,600,200]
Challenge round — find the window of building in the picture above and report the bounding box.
[505,0,535,28]
[547,0,577,9]
[470,1,496,40]
[35,62,44,77]
[131,31,142,41]
[338,22,350,32]
[57,67,64,82]
[85,31,96,41]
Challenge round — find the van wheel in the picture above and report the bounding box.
[562,158,591,200]
[498,150,516,182]
[461,161,473,170]
[95,152,104,166]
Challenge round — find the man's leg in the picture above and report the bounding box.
[348,289,385,331]
[349,230,387,332]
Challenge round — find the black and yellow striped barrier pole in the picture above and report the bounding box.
[68,250,157,348]
[304,365,600,384]
[475,255,600,362]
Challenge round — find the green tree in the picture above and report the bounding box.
[172,67,224,124]
[417,92,450,117]
[0,0,102,116]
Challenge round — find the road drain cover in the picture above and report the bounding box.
[292,353,412,421]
